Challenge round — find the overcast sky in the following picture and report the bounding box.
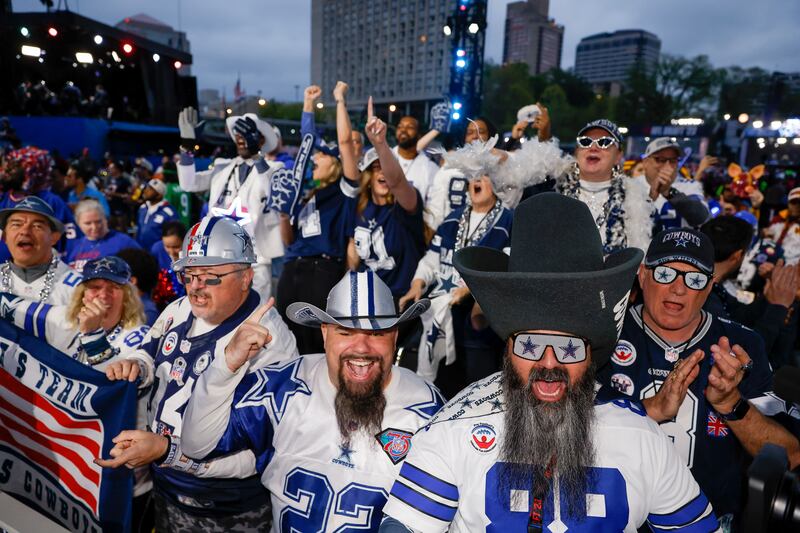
[12,0,799,101]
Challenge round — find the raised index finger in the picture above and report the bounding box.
[246,299,274,325]
[367,96,374,121]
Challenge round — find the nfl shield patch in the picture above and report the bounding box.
[375,428,413,465]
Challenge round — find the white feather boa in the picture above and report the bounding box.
[620,175,654,252]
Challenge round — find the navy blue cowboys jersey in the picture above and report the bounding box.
[181,353,444,531]
[285,177,358,260]
[136,200,178,250]
[597,305,778,519]
[352,190,426,297]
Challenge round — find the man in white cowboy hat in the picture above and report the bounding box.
[97,215,297,532]
[379,193,719,532]
[180,269,444,532]
[176,106,284,298]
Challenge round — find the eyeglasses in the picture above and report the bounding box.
[652,156,679,166]
[178,266,248,286]
[511,332,589,364]
[576,136,617,149]
[649,265,710,290]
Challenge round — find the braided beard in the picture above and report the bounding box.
[498,357,597,519]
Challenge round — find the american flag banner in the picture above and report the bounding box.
[0,318,136,532]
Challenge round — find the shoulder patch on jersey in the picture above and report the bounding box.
[611,340,637,366]
[427,372,503,428]
[375,428,413,464]
[169,356,187,385]
[469,423,497,453]
[706,411,730,438]
[162,331,178,355]
[610,373,634,396]
[404,382,445,421]
[235,358,311,422]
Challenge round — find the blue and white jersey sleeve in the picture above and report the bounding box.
[0,292,79,355]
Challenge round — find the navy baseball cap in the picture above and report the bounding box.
[0,196,65,233]
[645,228,715,275]
[82,256,132,285]
[577,119,624,145]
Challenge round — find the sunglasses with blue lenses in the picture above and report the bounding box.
[650,265,710,290]
[511,332,589,364]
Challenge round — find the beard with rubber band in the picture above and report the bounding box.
[499,357,597,519]
[335,355,387,446]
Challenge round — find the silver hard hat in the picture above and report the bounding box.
[287,270,429,330]
[172,215,257,272]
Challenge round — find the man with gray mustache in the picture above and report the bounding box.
[379,193,720,532]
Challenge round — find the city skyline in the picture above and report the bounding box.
[9,0,799,102]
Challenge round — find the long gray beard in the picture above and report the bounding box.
[499,358,597,518]
[334,358,387,446]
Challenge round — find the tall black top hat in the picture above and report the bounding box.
[453,192,643,368]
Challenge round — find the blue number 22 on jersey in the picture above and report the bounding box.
[280,468,388,533]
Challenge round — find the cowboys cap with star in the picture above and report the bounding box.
[645,228,714,276]
[0,195,66,233]
[82,256,132,285]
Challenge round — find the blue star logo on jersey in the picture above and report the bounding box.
[434,273,458,295]
[367,218,377,230]
[460,397,473,409]
[404,383,445,420]
[235,359,311,422]
[489,398,503,412]
[425,323,444,363]
[211,196,252,226]
[521,336,537,355]
[338,443,355,463]
[559,339,580,359]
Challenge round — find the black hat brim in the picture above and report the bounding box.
[454,245,643,367]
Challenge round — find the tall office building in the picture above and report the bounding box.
[311,0,453,115]
[502,0,563,75]
[574,29,660,93]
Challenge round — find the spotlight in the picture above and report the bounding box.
[777,138,787,145]
[618,126,629,134]
[453,102,462,110]
[173,60,182,69]
[771,120,782,130]
[152,53,160,62]
[468,23,479,34]
[452,112,461,120]
[389,104,397,112]
[316,102,324,109]
[793,138,800,146]
[20,27,29,37]
[752,120,764,129]
[111,51,121,62]
[94,35,103,45]
[75,52,93,64]
[455,59,466,68]
[21,45,42,57]
[723,113,731,120]
[456,49,466,57]
[442,25,451,36]
[38,57,44,63]
[226,108,233,115]
[258,98,267,106]
[47,27,58,37]
[737,113,749,124]
[122,42,134,55]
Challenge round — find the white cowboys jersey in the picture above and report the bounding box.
[178,156,285,261]
[382,373,720,532]
[181,353,445,532]
[4,258,82,305]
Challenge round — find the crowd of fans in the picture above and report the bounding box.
[0,80,799,532]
